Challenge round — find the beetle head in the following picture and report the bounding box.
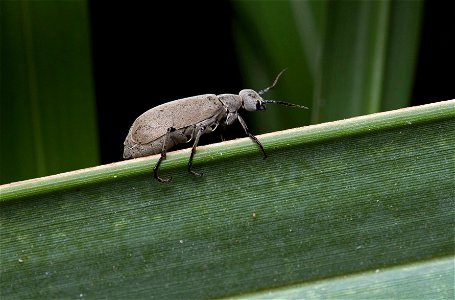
[240,69,308,112]
[239,89,308,111]
[240,89,266,111]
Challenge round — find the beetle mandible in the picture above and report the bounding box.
[123,70,307,182]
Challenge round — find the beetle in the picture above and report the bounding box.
[123,70,307,182]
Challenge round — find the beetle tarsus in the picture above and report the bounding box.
[153,155,172,183]
[156,176,172,183]
[189,170,204,177]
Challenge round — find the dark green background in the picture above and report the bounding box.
[1,0,454,184]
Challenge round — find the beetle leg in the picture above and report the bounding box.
[237,115,267,159]
[219,122,227,142]
[188,126,205,177]
[184,125,196,144]
[226,111,238,125]
[153,127,174,183]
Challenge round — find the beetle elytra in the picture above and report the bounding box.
[123,70,307,182]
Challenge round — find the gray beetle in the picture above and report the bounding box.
[123,70,307,182]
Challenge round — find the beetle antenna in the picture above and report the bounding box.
[258,68,287,95]
[263,100,308,109]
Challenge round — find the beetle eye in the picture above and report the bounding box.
[256,101,265,111]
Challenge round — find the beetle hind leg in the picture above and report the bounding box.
[188,126,205,177]
[153,127,174,183]
[187,110,225,177]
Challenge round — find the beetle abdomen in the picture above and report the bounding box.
[123,94,225,159]
[130,95,222,145]
[123,135,164,159]
[123,125,193,159]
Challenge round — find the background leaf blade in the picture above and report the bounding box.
[1,100,454,299]
[0,0,99,184]
[232,0,424,127]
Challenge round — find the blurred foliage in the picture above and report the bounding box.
[0,0,424,184]
[0,1,99,184]
[232,0,423,133]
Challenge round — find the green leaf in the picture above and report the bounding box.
[315,0,423,122]
[380,0,423,111]
[315,0,392,120]
[1,100,454,299]
[232,0,423,127]
[232,1,316,132]
[0,0,99,184]
[235,257,454,299]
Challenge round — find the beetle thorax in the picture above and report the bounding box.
[239,89,266,111]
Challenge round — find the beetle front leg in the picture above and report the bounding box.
[237,115,267,159]
[188,126,204,177]
[153,127,174,183]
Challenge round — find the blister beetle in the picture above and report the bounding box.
[123,70,307,182]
